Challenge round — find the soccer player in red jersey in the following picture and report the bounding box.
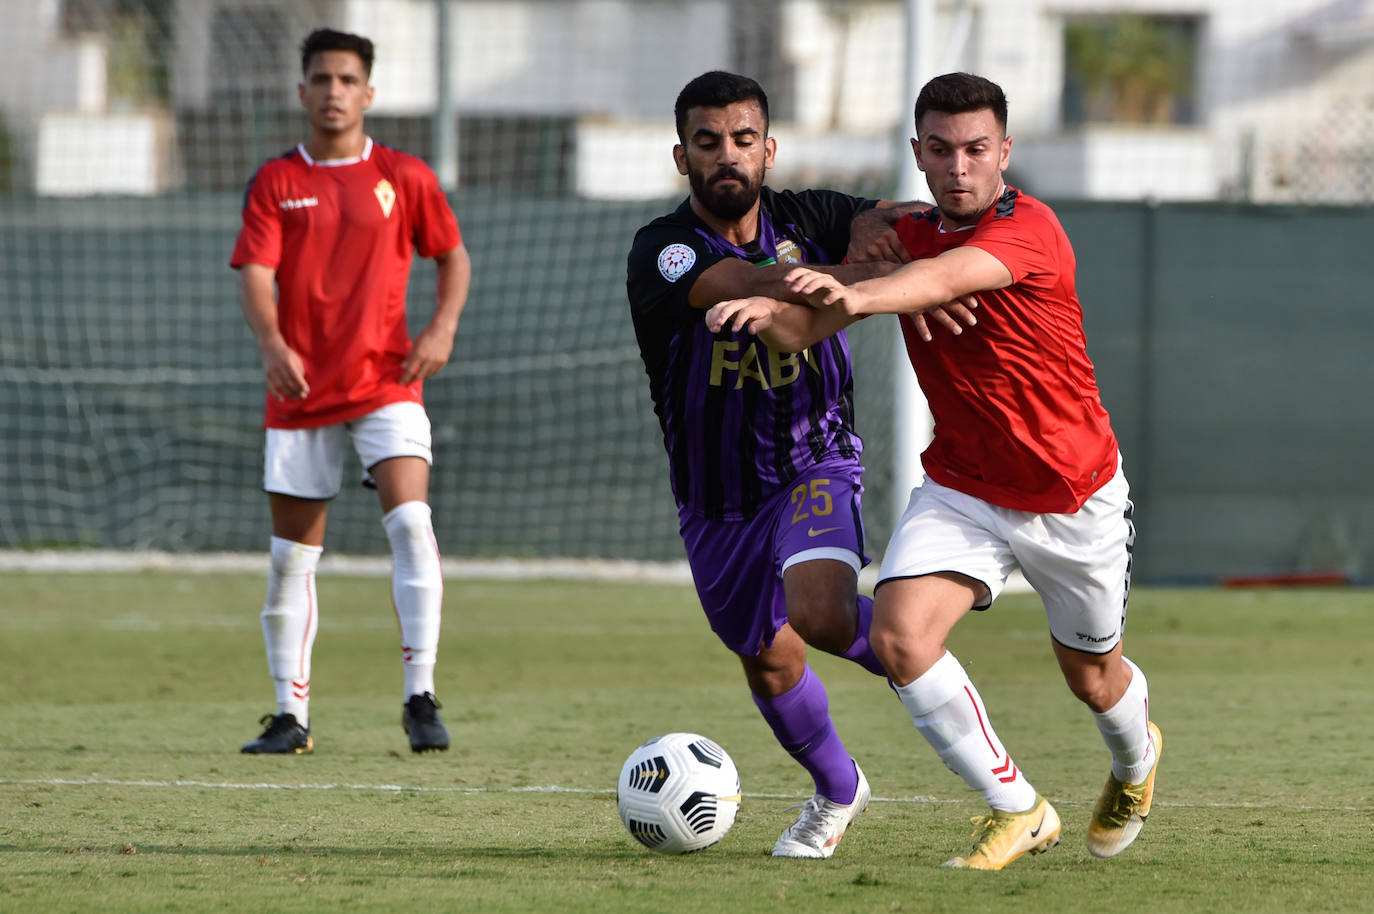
[707,73,1161,869]
[229,29,472,755]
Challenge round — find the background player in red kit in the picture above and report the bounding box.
[708,72,1160,870]
[230,29,472,755]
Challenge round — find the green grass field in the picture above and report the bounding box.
[1,573,1371,913]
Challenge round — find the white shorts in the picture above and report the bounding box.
[877,459,1135,654]
[263,401,433,499]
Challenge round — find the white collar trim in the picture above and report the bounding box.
[299,136,373,167]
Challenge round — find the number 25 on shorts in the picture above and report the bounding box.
[790,478,834,525]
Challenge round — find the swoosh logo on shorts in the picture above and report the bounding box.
[807,526,842,537]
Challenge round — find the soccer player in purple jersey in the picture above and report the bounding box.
[626,71,974,858]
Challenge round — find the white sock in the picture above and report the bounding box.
[383,501,443,700]
[274,677,310,728]
[893,651,1038,812]
[1093,657,1155,783]
[404,664,437,699]
[262,536,321,728]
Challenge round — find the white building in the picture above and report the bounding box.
[3,0,1372,202]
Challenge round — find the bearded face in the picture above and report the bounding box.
[687,160,765,222]
[675,100,775,225]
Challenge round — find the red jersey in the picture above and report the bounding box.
[230,138,461,429]
[893,186,1117,513]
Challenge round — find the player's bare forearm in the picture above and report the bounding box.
[757,302,856,352]
[429,242,471,336]
[237,264,282,346]
[789,246,1011,316]
[236,263,309,400]
[704,296,856,353]
[401,243,471,384]
[781,266,979,342]
[688,257,896,311]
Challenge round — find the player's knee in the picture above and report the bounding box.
[739,655,800,698]
[867,620,906,675]
[868,615,946,685]
[383,502,440,565]
[383,500,432,541]
[1061,663,1118,711]
[786,594,852,654]
[269,537,321,577]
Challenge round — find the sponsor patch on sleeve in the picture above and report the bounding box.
[657,243,697,283]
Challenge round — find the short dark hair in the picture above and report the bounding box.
[300,28,374,77]
[915,72,1007,134]
[674,71,769,143]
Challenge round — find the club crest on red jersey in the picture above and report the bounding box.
[374,179,396,218]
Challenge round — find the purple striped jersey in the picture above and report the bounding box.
[627,187,875,521]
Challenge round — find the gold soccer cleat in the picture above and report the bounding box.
[1087,721,1163,858]
[942,794,1062,870]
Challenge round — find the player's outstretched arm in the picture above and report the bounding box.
[785,267,870,313]
[402,242,472,385]
[843,203,981,338]
[686,257,897,312]
[785,266,982,343]
[787,246,1011,318]
[237,262,308,401]
[705,296,858,352]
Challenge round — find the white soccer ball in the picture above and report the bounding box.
[616,732,741,854]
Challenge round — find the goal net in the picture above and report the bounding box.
[0,1,911,561]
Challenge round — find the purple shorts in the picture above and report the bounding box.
[679,459,868,656]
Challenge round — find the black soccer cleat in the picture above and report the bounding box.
[241,713,314,754]
[402,692,450,753]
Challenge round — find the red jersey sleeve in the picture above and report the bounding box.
[966,204,1063,292]
[403,159,461,258]
[892,211,925,256]
[229,163,284,270]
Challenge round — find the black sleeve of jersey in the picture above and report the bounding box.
[626,220,726,323]
[762,188,879,263]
